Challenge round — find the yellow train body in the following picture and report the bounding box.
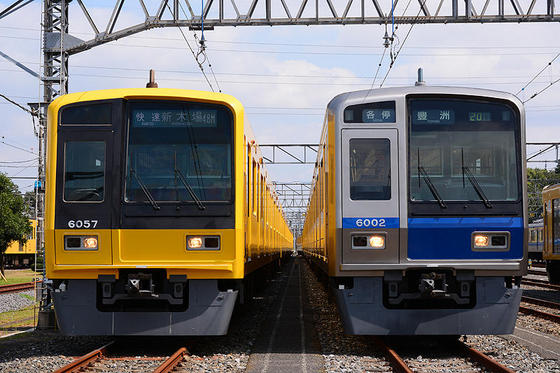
[4,220,37,267]
[542,184,560,283]
[45,88,292,335]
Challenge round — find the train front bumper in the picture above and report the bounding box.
[335,276,521,335]
[52,279,237,335]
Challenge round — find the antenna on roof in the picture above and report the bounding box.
[415,68,426,86]
[146,69,158,88]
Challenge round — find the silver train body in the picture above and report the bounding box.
[302,85,527,335]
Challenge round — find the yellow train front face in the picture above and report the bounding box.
[45,88,248,335]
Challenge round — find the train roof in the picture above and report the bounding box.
[327,85,523,110]
[49,88,244,113]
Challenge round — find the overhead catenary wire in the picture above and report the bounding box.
[522,77,560,104]
[177,1,222,93]
[379,0,425,88]
[0,93,39,117]
[516,52,560,96]
[164,3,215,92]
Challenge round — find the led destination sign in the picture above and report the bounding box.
[412,109,455,125]
[132,108,217,128]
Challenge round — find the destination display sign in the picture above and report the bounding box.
[361,108,395,123]
[131,108,217,128]
[412,109,455,125]
[344,101,396,123]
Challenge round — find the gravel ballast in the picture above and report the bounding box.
[0,291,36,313]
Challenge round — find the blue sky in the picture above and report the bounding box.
[1,0,559,192]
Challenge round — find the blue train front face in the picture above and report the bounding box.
[332,87,527,335]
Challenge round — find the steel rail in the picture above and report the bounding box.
[528,269,547,276]
[521,296,560,309]
[372,337,413,373]
[522,279,560,291]
[0,281,35,294]
[153,347,189,373]
[53,341,114,373]
[461,342,516,373]
[519,305,560,324]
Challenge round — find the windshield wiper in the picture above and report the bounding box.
[418,166,447,208]
[174,167,206,210]
[461,148,492,208]
[463,166,493,208]
[130,168,160,210]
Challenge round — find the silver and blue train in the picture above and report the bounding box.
[302,82,527,335]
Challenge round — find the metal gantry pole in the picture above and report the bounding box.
[36,0,69,328]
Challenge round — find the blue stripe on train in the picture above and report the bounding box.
[407,217,524,260]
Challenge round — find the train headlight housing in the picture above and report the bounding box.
[352,234,386,249]
[187,235,220,250]
[472,232,510,251]
[369,235,385,249]
[473,234,489,248]
[64,235,98,250]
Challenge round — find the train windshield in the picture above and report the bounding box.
[125,101,233,203]
[408,98,520,203]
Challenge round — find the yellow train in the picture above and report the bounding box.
[45,88,293,335]
[542,184,560,284]
[4,220,37,268]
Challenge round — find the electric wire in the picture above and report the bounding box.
[164,3,215,92]
[0,93,39,117]
[379,0,425,87]
[0,140,37,155]
[177,1,222,92]
[523,77,560,104]
[516,52,560,95]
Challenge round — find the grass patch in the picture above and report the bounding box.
[0,269,41,285]
[20,293,34,301]
[0,306,37,335]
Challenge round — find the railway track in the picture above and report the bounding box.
[520,296,560,324]
[0,282,35,294]
[53,342,189,373]
[372,337,515,373]
[522,278,560,291]
[528,269,547,276]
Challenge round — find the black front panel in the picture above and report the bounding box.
[407,95,523,217]
[55,100,122,230]
[54,98,235,230]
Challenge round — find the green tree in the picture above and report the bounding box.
[0,173,32,277]
[23,190,36,218]
[527,167,560,222]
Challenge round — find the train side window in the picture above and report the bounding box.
[60,103,112,126]
[247,144,251,217]
[63,141,105,202]
[554,199,560,253]
[530,229,537,243]
[349,139,391,200]
[252,161,257,215]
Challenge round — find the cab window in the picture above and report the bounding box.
[349,139,391,200]
[63,141,105,202]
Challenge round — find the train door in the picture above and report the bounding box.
[340,129,400,264]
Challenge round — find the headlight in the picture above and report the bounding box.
[187,236,203,249]
[473,234,489,248]
[83,237,98,249]
[186,235,220,250]
[64,235,98,250]
[369,235,385,249]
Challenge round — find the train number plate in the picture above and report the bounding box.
[342,217,399,229]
